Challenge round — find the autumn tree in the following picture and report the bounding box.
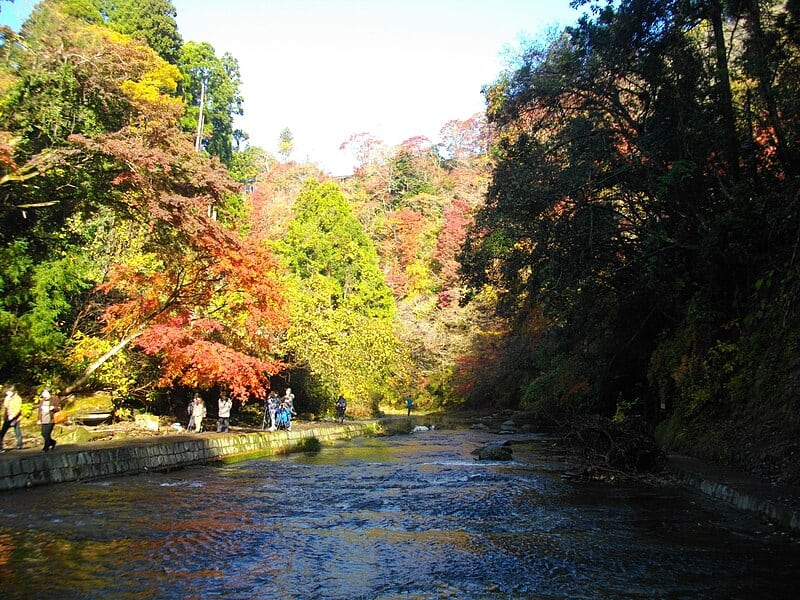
[0,0,183,383]
[3,0,158,154]
[0,2,287,404]
[339,131,387,173]
[247,161,322,242]
[438,113,492,162]
[434,198,473,299]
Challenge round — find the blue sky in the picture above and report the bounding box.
[1,0,584,174]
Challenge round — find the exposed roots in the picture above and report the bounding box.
[562,415,665,483]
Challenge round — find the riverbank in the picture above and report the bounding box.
[0,421,382,491]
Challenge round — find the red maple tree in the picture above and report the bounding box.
[69,126,288,400]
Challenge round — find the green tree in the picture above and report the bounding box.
[48,0,103,22]
[278,127,294,160]
[178,41,243,166]
[99,0,183,65]
[274,180,406,415]
[228,145,274,184]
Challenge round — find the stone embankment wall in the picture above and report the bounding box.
[0,422,381,492]
[668,455,800,532]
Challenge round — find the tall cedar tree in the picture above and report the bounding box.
[274,180,406,415]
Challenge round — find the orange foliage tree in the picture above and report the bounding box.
[434,198,473,305]
[378,207,427,298]
[68,126,288,400]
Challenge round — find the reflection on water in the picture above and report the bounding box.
[0,430,798,599]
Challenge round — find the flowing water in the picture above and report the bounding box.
[0,429,798,599]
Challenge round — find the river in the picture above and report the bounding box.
[0,429,798,599]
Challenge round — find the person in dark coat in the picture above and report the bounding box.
[217,392,232,433]
[335,395,347,424]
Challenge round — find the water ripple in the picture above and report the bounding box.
[0,430,797,599]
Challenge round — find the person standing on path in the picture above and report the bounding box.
[187,395,198,432]
[217,391,232,433]
[283,387,295,410]
[406,395,413,416]
[335,395,347,424]
[1,385,24,452]
[38,388,60,452]
[282,388,296,431]
[266,391,279,431]
[191,394,206,433]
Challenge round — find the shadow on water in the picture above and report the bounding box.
[0,429,798,599]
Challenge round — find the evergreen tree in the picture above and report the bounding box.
[278,127,294,160]
[179,41,243,166]
[99,0,183,65]
[274,180,406,415]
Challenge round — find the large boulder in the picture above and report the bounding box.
[472,440,513,461]
[134,413,160,431]
[55,425,91,444]
[67,391,114,426]
[499,420,517,434]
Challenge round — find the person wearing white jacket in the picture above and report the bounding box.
[191,395,207,433]
[217,392,232,432]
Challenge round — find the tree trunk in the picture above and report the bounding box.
[710,0,741,180]
[63,330,143,395]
